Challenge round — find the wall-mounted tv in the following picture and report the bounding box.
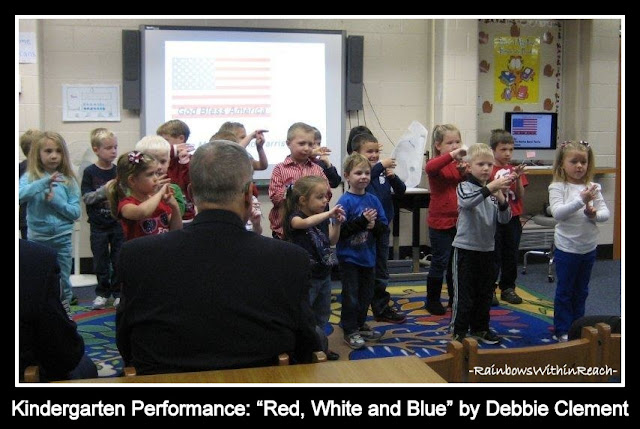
[504,112,558,150]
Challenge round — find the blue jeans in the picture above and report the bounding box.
[339,262,375,335]
[371,226,391,316]
[90,225,124,298]
[31,233,73,303]
[309,274,332,328]
[428,226,456,285]
[553,248,596,336]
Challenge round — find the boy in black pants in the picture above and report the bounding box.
[450,144,511,343]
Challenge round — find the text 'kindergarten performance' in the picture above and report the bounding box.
[12,399,630,420]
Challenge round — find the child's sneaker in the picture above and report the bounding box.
[70,295,79,306]
[552,334,568,343]
[470,330,501,345]
[113,297,121,309]
[501,288,523,304]
[451,332,466,342]
[344,332,366,349]
[359,323,383,342]
[374,307,406,324]
[326,350,340,360]
[92,296,108,310]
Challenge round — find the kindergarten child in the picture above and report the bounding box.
[337,153,387,349]
[450,144,512,344]
[268,122,331,239]
[19,129,44,239]
[489,129,528,305]
[352,132,407,323]
[548,141,609,342]
[283,176,345,360]
[134,135,186,217]
[156,119,196,222]
[425,124,468,315]
[310,127,341,188]
[19,132,81,311]
[107,151,182,241]
[218,121,268,171]
[81,128,124,309]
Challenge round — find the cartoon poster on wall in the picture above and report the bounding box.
[494,36,540,103]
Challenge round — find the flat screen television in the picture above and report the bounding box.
[504,112,558,150]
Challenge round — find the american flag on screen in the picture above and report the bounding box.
[512,118,537,135]
[171,57,272,119]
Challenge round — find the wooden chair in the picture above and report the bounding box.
[421,341,463,382]
[123,351,327,377]
[463,326,599,382]
[23,365,40,382]
[595,323,622,382]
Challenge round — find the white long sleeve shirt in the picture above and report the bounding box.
[548,181,610,254]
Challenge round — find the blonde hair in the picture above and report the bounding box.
[466,143,494,162]
[431,124,461,156]
[90,128,116,149]
[343,152,371,176]
[27,132,77,184]
[135,135,171,157]
[287,122,315,142]
[282,175,328,240]
[107,151,157,218]
[552,141,595,184]
[218,121,245,136]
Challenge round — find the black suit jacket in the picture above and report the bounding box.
[116,209,320,375]
[19,240,85,381]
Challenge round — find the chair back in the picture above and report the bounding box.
[463,326,598,382]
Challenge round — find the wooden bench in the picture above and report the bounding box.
[421,340,463,383]
[463,326,599,382]
[595,322,622,382]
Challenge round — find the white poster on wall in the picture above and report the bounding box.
[19,32,37,64]
[62,84,121,122]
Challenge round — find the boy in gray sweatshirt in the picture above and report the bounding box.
[451,144,512,344]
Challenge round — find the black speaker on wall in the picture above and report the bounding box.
[346,35,364,111]
[122,30,141,110]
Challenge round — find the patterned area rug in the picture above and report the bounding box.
[72,283,555,378]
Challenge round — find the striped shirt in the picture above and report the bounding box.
[268,155,331,238]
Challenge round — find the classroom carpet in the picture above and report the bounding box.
[71,284,555,378]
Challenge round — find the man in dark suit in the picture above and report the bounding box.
[116,140,321,375]
[19,239,97,381]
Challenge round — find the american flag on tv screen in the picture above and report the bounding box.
[171,57,272,119]
[512,118,537,135]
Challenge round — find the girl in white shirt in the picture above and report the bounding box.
[548,141,610,342]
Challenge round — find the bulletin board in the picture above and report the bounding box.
[62,84,121,122]
[477,20,562,143]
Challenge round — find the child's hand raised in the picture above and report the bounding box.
[363,208,377,229]
[487,175,512,193]
[155,173,172,190]
[312,146,331,158]
[385,167,395,178]
[584,202,596,218]
[456,161,470,176]
[513,163,526,177]
[45,172,64,201]
[329,204,346,223]
[381,157,396,169]
[580,184,598,204]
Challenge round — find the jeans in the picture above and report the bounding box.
[339,262,375,335]
[31,233,73,303]
[90,226,124,298]
[494,215,522,290]
[309,274,332,328]
[428,226,456,286]
[371,227,391,316]
[553,248,596,336]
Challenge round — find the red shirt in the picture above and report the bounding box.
[118,196,173,241]
[168,146,195,221]
[268,156,331,238]
[490,164,529,216]
[425,153,465,230]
